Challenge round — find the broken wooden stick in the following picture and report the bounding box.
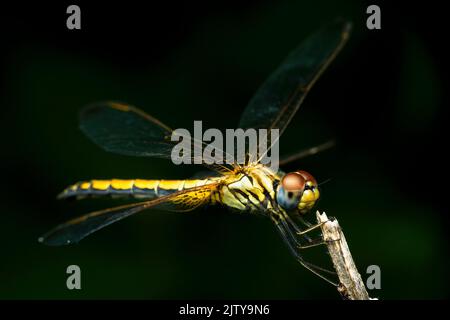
[316,211,376,300]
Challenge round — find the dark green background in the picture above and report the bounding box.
[1,0,448,299]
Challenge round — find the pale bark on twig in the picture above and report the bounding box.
[316,211,376,300]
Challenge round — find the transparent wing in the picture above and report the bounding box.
[80,102,233,171]
[239,20,351,138]
[39,183,219,246]
[80,102,175,158]
[279,140,335,166]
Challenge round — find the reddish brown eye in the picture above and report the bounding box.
[296,170,317,186]
[281,172,306,192]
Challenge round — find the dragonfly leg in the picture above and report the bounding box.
[277,212,338,246]
[280,213,313,243]
[299,259,337,277]
[283,212,335,242]
[297,237,327,249]
[297,215,313,228]
[297,221,326,236]
[273,219,338,285]
[281,212,341,248]
[278,217,307,247]
[294,216,341,244]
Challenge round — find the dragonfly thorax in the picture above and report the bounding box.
[218,164,279,212]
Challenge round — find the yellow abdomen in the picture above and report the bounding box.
[58,178,220,200]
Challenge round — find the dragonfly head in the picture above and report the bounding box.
[276,170,320,214]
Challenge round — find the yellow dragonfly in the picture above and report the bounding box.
[39,20,350,285]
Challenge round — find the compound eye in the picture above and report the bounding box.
[277,173,306,210]
[296,170,317,186]
[281,172,306,192]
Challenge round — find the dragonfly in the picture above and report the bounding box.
[39,20,351,285]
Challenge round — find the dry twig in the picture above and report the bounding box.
[316,211,376,300]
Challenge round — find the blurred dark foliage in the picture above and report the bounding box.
[0,0,448,299]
